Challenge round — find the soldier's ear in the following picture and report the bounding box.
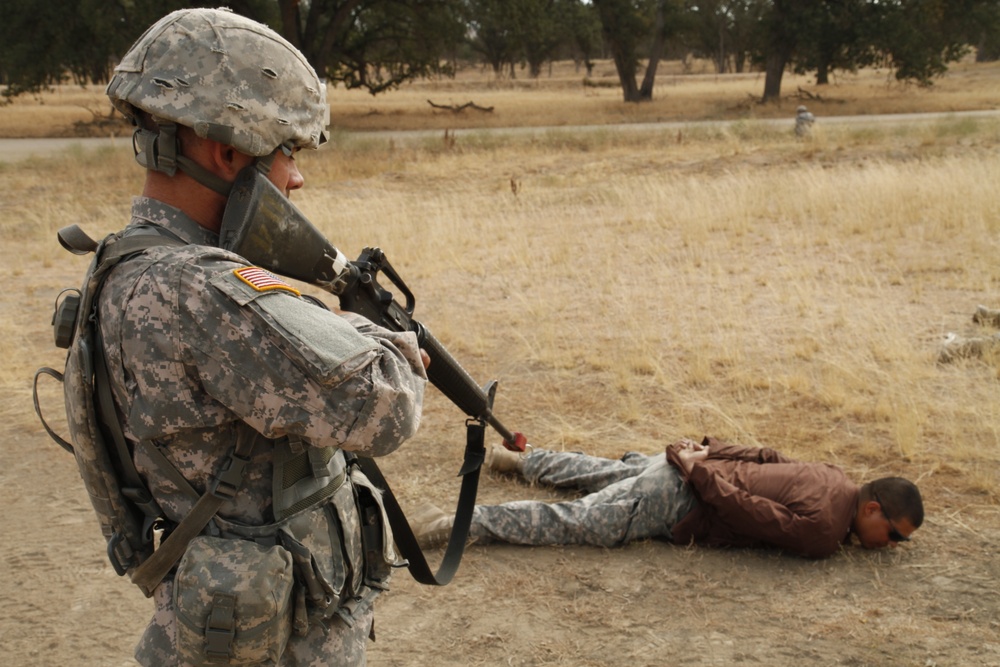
[205,141,251,179]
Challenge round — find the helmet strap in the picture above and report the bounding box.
[133,124,178,176]
[132,122,234,197]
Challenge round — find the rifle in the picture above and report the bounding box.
[219,168,526,454]
[218,167,526,585]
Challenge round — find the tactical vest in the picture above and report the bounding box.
[35,224,396,640]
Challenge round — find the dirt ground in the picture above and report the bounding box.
[3,426,999,667]
[3,125,1000,666]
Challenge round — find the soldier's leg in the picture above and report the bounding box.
[520,449,655,494]
[622,457,696,543]
[470,459,693,547]
[283,606,373,666]
[469,496,639,547]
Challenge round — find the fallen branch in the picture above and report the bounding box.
[795,87,824,102]
[427,99,494,113]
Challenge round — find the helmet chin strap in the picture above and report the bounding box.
[133,122,280,196]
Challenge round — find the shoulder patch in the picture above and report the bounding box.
[233,267,301,296]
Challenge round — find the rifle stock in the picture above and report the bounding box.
[220,167,526,452]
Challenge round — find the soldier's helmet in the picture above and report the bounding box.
[106,7,328,157]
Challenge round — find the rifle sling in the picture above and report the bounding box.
[353,418,485,586]
[94,229,480,589]
[129,429,257,597]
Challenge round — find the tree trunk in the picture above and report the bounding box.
[277,0,301,48]
[609,47,640,102]
[637,3,668,101]
[816,62,829,85]
[761,49,789,103]
[716,23,727,74]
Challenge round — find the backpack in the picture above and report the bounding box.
[34,224,249,597]
[35,224,487,593]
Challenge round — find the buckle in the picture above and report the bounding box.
[204,592,236,660]
[210,450,250,500]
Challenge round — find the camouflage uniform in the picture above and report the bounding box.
[99,199,425,667]
[795,106,816,137]
[470,450,696,547]
[87,9,427,664]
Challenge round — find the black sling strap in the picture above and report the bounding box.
[354,418,486,586]
[81,225,483,588]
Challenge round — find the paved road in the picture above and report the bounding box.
[2,109,997,164]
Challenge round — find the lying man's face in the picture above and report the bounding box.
[854,498,917,549]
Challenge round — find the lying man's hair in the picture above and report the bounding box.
[861,477,924,528]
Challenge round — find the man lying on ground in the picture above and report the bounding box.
[412,437,922,558]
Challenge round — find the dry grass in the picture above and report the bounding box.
[4,60,1000,667]
[5,105,1000,509]
[3,57,1000,137]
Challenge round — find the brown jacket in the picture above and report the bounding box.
[666,438,858,558]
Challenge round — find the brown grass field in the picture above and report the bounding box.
[2,60,1000,666]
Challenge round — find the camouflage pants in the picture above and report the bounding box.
[469,450,696,547]
[135,579,372,666]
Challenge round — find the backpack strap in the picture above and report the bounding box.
[57,224,261,596]
[352,417,486,586]
[83,226,189,578]
[131,429,259,597]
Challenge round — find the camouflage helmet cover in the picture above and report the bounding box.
[107,7,329,156]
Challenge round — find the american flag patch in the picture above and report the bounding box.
[233,267,301,296]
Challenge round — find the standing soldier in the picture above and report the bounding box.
[795,105,816,137]
[89,7,426,665]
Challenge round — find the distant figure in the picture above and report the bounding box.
[795,105,816,137]
[939,305,1000,362]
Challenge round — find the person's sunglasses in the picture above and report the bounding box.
[873,490,910,542]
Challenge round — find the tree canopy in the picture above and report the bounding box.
[1,0,997,105]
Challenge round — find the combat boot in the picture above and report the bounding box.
[410,503,455,549]
[484,443,523,475]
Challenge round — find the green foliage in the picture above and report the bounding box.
[334,1,465,93]
[463,0,597,78]
[0,0,209,102]
[0,0,466,101]
[867,0,984,85]
[683,1,765,74]
[730,0,996,101]
[593,0,686,101]
[2,0,998,105]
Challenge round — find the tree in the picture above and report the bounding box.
[751,0,997,102]
[593,0,685,102]
[867,0,988,85]
[972,0,1000,62]
[684,0,762,74]
[0,0,191,102]
[273,0,465,94]
[791,0,873,86]
[519,0,569,78]
[462,0,594,79]
[464,0,526,77]
[0,0,465,102]
[563,0,603,75]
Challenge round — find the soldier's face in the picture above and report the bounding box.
[267,148,304,198]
